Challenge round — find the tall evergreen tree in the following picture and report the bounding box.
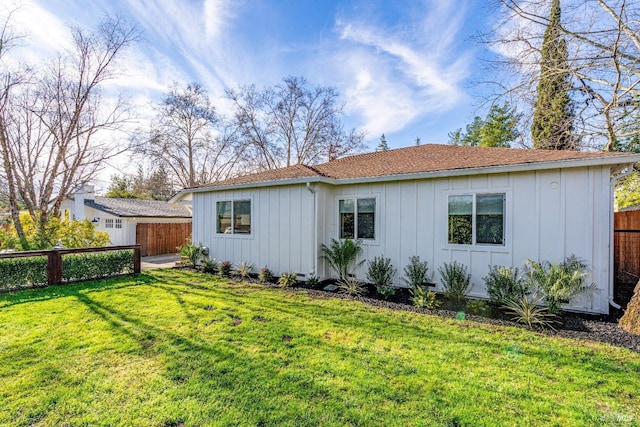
[531,0,575,150]
[448,104,521,148]
[377,134,390,151]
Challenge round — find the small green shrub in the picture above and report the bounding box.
[219,261,232,277]
[202,258,218,274]
[258,267,273,283]
[61,250,133,282]
[178,239,206,268]
[320,238,364,281]
[465,299,489,315]
[277,272,298,288]
[402,256,431,289]
[367,256,396,299]
[236,262,254,278]
[410,286,440,309]
[503,292,555,329]
[524,255,597,314]
[484,266,528,306]
[306,276,319,287]
[438,261,471,304]
[337,277,366,297]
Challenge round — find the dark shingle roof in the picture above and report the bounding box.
[86,197,191,218]
[182,144,639,191]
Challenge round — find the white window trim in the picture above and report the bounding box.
[215,198,253,238]
[446,191,508,248]
[335,194,380,244]
[115,218,123,229]
[105,218,114,229]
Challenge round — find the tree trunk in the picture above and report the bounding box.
[619,280,640,335]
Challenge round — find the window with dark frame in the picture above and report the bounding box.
[339,197,375,240]
[216,200,251,234]
[448,193,505,245]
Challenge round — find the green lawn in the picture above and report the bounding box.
[1,270,639,426]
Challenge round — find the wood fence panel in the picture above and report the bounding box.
[136,222,192,257]
[615,211,640,230]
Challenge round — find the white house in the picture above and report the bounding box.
[170,144,640,314]
[62,187,192,256]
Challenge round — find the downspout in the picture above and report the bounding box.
[609,164,634,310]
[306,182,317,277]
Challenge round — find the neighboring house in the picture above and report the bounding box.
[170,144,640,314]
[62,187,192,256]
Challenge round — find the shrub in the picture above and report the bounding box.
[236,262,254,278]
[411,286,440,309]
[524,255,597,314]
[306,276,319,287]
[202,258,218,274]
[438,261,471,304]
[367,256,396,299]
[258,267,273,283]
[402,256,431,289]
[277,272,298,287]
[503,292,555,329]
[483,266,528,306]
[0,213,110,250]
[0,256,48,289]
[61,250,134,282]
[178,239,206,268]
[337,277,366,297]
[320,238,364,281]
[219,261,232,277]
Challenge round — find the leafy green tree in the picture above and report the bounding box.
[530,0,575,150]
[105,175,138,198]
[449,104,521,148]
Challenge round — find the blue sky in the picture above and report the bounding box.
[5,0,496,157]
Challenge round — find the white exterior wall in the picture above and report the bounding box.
[192,184,316,277]
[60,200,190,247]
[320,166,613,314]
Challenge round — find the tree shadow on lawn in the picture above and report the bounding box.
[0,273,159,309]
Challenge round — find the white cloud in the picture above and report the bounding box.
[329,1,471,136]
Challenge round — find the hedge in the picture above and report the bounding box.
[0,249,135,291]
[0,256,48,289]
[61,250,134,282]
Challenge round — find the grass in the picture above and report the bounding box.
[0,269,639,426]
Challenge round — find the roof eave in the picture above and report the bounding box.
[333,156,640,185]
[169,176,334,202]
[168,155,640,199]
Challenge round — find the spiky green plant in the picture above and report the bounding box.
[219,261,232,277]
[277,272,298,288]
[503,292,556,330]
[337,277,366,297]
[236,262,254,279]
[258,267,273,283]
[320,238,364,281]
[524,255,597,314]
[202,258,218,274]
[178,239,206,268]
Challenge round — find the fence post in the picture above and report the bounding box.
[133,245,141,274]
[47,249,63,285]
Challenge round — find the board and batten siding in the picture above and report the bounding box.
[192,184,316,277]
[321,166,613,313]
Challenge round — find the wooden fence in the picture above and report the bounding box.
[0,245,141,288]
[614,211,640,304]
[136,222,192,257]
